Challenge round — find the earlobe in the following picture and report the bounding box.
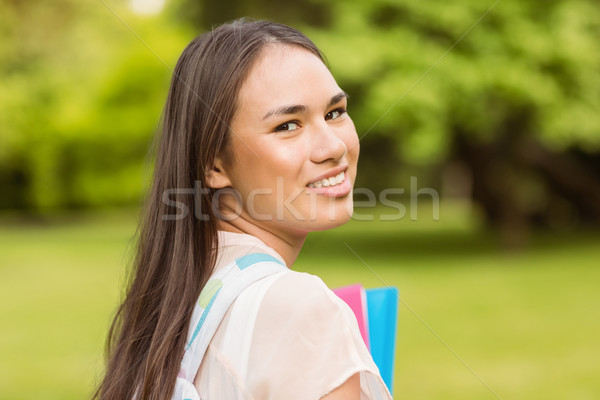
[205,156,232,189]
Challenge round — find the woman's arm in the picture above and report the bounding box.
[321,373,360,400]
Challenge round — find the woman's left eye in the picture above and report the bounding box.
[325,108,346,121]
[274,121,300,132]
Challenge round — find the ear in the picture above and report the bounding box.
[205,155,232,189]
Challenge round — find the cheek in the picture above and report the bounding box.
[342,123,360,164]
[348,134,360,159]
[234,140,304,190]
[256,138,306,173]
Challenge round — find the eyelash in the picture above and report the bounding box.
[273,108,347,133]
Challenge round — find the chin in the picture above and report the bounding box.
[309,201,354,232]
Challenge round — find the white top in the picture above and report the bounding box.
[193,231,393,400]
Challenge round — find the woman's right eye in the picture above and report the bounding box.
[274,121,299,132]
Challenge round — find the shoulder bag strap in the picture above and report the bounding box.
[172,253,287,400]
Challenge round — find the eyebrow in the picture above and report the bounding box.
[262,91,348,120]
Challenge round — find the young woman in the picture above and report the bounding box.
[94,19,392,400]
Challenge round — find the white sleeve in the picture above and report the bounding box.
[245,271,392,400]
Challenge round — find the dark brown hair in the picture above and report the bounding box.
[93,19,324,400]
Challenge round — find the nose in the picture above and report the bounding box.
[310,122,347,164]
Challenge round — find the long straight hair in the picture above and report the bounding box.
[93,19,324,400]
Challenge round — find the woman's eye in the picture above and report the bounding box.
[274,121,299,132]
[325,108,346,120]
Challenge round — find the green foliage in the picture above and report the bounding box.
[294,0,600,228]
[0,0,191,210]
[302,0,600,158]
[1,0,599,229]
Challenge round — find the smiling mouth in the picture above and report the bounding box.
[307,171,346,188]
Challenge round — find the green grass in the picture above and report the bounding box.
[1,204,599,399]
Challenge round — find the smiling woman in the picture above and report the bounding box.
[93,19,392,400]
[209,44,359,247]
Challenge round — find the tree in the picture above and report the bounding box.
[0,0,189,210]
[174,0,600,236]
[2,0,599,240]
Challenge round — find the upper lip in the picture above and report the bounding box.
[307,165,348,185]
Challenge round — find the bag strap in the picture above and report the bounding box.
[172,253,287,400]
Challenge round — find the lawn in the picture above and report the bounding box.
[1,204,599,399]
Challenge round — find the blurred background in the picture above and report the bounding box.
[1,0,599,399]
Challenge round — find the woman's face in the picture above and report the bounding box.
[213,44,359,237]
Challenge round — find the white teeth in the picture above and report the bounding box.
[307,171,346,188]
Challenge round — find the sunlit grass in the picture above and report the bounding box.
[1,204,598,399]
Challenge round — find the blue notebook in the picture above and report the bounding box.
[366,287,398,393]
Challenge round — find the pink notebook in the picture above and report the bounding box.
[333,284,370,350]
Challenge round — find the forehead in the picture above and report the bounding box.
[236,44,340,114]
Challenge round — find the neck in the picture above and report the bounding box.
[216,217,306,267]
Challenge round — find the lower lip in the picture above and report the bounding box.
[306,172,352,198]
